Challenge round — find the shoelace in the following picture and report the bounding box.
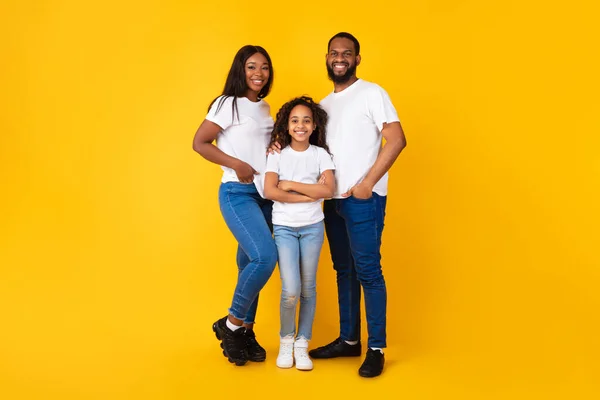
[365,350,380,362]
[321,338,343,350]
[280,342,293,355]
[295,347,310,360]
[225,329,246,350]
[245,332,258,345]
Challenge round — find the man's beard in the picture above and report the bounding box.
[326,62,357,84]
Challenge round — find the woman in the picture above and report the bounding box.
[192,45,277,366]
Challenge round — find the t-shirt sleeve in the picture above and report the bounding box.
[369,85,400,131]
[317,147,335,174]
[206,96,235,130]
[265,152,280,174]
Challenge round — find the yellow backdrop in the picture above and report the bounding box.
[1,0,598,399]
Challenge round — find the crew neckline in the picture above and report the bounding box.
[331,79,363,97]
[286,144,312,153]
[240,96,263,104]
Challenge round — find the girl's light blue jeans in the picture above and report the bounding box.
[274,221,324,340]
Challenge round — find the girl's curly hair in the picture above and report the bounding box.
[270,96,330,153]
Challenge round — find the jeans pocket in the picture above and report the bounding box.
[350,193,374,202]
[223,181,258,195]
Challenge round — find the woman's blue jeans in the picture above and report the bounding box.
[218,182,277,323]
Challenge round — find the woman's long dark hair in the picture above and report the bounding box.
[207,45,274,123]
[270,96,329,153]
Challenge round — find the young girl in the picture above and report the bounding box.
[192,45,277,366]
[264,96,335,371]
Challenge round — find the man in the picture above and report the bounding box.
[307,32,407,378]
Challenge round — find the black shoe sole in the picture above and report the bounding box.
[247,352,266,362]
[309,349,362,359]
[212,321,247,366]
[310,353,362,359]
[358,370,383,378]
[212,321,223,341]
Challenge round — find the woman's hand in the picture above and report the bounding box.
[267,141,281,155]
[233,160,258,183]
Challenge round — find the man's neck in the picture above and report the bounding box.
[333,76,359,93]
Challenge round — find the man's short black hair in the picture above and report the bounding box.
[328,32,360,55]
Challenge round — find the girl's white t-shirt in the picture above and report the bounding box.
[206,96,274,197]
[266,145,335,227]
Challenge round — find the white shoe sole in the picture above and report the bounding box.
[276,361,294,369]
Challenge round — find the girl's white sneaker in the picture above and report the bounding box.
[276,337,294,368]
[294,338,313,371]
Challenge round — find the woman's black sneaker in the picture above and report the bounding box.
[212,317,248,366]
[244,329,266,362]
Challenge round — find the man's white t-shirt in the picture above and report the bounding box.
[319,79,400,198]
[266,145,335,227]
[206,96,273,197]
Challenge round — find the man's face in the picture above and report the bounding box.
[326,37,360,84]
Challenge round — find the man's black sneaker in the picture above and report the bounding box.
[308,337,362,359]
[358,348,385,377]
[212,316,248,366]
[244,329,266,362]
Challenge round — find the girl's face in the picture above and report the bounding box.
[288,105,316,144]
[245,52,270,95]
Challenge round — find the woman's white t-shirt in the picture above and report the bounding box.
[266,145,335,227]
[206,96,273,197]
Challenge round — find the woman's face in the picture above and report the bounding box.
[245,52,270,95]
[288,105,315,144]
